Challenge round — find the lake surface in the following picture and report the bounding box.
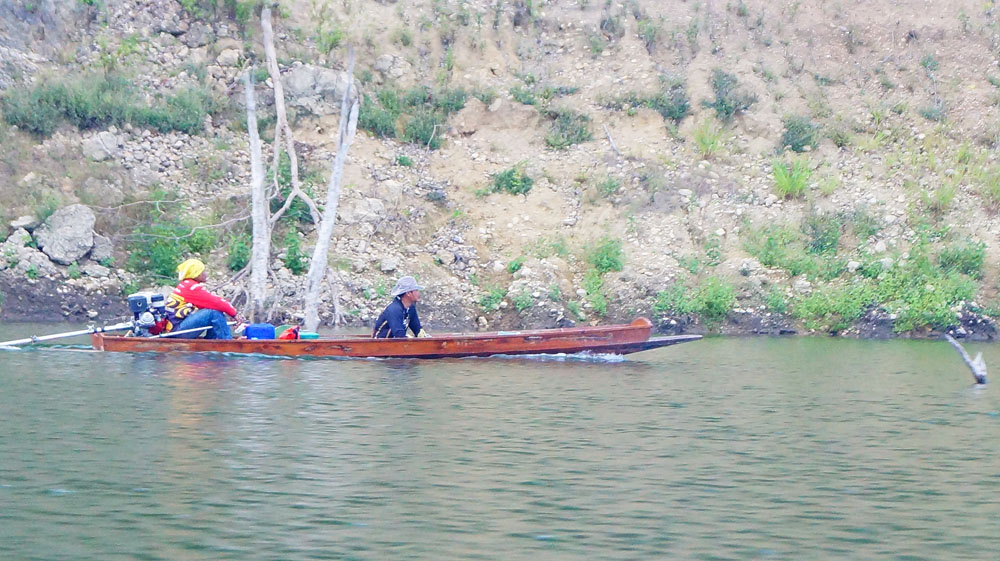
[1,325,999,560]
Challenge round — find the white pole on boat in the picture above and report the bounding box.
[0,321,135,348]
[146,322,238,339]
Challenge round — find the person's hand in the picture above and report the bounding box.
[417,329,431,338]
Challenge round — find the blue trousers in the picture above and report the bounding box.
[173,309,232,340]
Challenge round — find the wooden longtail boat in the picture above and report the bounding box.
[90,317,700,359]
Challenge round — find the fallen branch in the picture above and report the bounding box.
[603,124,621,156]
[944,334,987,385]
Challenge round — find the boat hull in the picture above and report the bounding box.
[90,318,699,359]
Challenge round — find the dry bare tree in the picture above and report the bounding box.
[303,49,358,332]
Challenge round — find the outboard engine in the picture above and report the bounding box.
[127,292,167,337]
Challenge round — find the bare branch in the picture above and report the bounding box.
[126,214,251,240]
[603,124,621,156]
[945,334,988,385]
[262,5,322,227]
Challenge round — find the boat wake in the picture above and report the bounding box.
[473,351,628,363]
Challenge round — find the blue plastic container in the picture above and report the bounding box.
[245,323,276,340]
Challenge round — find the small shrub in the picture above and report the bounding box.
[827,124,851,148]
[358,95,398,138]
[693,119,724,158]
[127,222,216,282]
[677,255,700,274]
[480,286,506,310]
[513,291,535,312]
[433,88,467,114]
[764,287,787,314]
[600,12,626,39]
[587,236,624,274]
[919,101,946,122]
[283,232,307,275]
[25,265,39,280]
[583,269,608,315]
[491,165,534,195]
[597,177,621,197]
[567,300,585,320]
[647,77,690,123]
[920,53,939,73]
[979,166,1000,210]
[702,69,757,121]
[637,17,662,52]
[402,85,430,108]
[395,154,414,167]
[923,183,956,215]
[507,256,525,273]
[653,277,735,324]
[393,27,413,46]
[544,108,593,149]
[510,85,537,105]
[137,86,217,135]
[772,158,811,199]
[548,285,562,301]
[529,236,570,258]
[781,115,818,152]
[67,261,82,279]
[227,233,251,271]
[317,28,345,52]
[402,109,445,149]
[588,32,607,55]
[802,213,841,255]
[938,242,985,278]
[473,89,498,106]
[696,277,736,323]
[32,193,60,223]
[844,208,881,239]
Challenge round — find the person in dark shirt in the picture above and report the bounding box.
[372,276,431,338]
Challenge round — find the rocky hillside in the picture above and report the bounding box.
[2,0,1000,339]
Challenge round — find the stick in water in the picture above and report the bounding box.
[944,334,987,385]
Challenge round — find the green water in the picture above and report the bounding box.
[1,326,998,560]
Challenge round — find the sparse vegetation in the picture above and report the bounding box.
[544,107,593,149]
[692,119,725,158]
[781,115,818,152]
[357,85,466,149]
[772,158,811,199]
[653,277,736,325]
[490,164,534,195]
[600,76,689,124]
[480,286,506,311]
[703,69,757,121]
[586,236,624,274]
[1,72,219,136]
[227,233,251,271]
[283,231,307,275]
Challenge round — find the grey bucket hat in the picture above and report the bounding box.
[391,276,425,297]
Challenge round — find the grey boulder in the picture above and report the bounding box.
[34,204,96,265]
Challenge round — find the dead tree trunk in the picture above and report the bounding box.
[243,69,269,321]
[302,48,358,332]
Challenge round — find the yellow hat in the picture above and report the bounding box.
[176,258,206,281]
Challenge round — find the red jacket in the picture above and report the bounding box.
[164,279,237,330]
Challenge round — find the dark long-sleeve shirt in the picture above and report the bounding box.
[372,297,422,338]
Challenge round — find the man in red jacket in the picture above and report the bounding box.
[164,258,241,339]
